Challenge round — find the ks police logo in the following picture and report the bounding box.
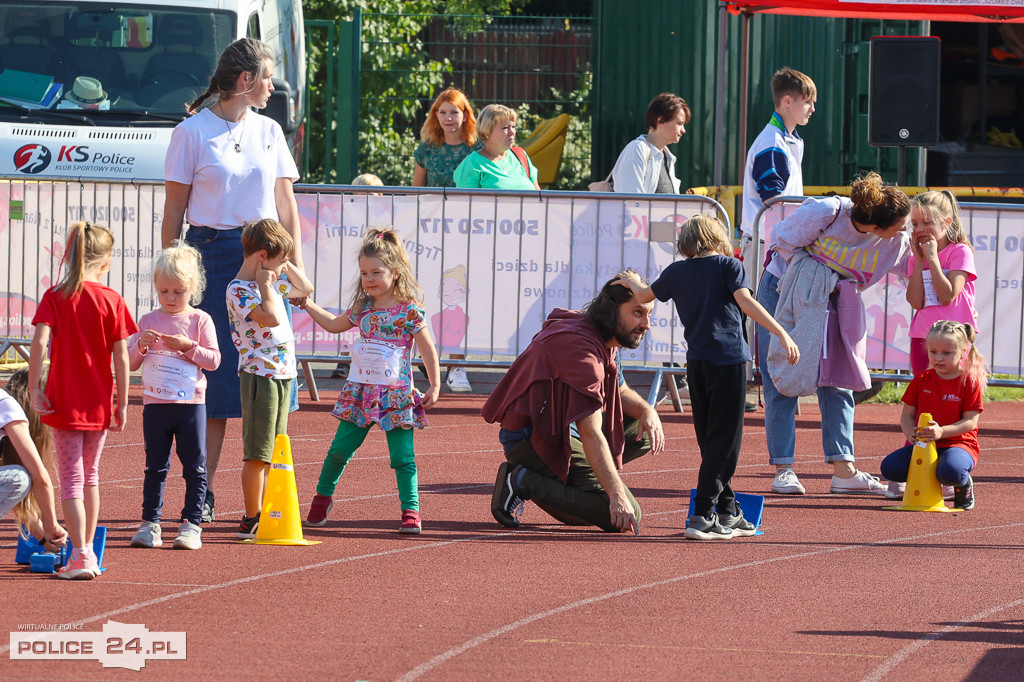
[14,144,52,174]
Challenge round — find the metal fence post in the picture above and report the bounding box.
[337,9,362,183]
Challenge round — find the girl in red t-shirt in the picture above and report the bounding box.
[880,320,985,510]
[29,222,138,579]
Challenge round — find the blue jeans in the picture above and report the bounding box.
[185,226,298,418]
[756,270,856,466]
[0,464,31,520]
[142,403,208,524]
[880,445,975,487]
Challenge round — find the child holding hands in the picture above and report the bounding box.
[29,221,137,579]
[880,321,985,510]
[617,215,799,540]
[301,228,440,533]
[128,243,221,550]
[226,219,313,539]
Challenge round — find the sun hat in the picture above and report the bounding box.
[66,77,108,105]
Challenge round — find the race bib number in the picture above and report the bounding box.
[922,270,941,309]
[349,339,403,386]
[142,352,199,400]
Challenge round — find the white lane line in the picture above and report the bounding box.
[99,449,507,485]
[396,521,1024,681]
[0,530,517,656]
[89,581,207,587]
[860,597,1024,682]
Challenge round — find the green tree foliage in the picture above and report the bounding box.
[304,1,444,183]
[302,1,594,187]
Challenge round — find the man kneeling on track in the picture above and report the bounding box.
[482,277,665,533]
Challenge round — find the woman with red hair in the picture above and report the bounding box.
[412,88,482,187]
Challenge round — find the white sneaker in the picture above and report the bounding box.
[130,521,162,548]
[173,521,202,550]
[885,480,906,499]
[446,367,472,392]
[771,468,806,495]
[830,470,886,494]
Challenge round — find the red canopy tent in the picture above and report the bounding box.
[711,1,1024,183]
[724,1,1024,23]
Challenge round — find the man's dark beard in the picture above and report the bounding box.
[614,321,645,349]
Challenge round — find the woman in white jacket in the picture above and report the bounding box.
[611,92,692,398]
[611,92,689,194]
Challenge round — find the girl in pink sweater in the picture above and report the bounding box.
[128,243,221,550]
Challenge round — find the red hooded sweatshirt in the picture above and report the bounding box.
[481,309,624,482]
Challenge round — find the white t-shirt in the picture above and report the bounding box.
[0,389,28,441]
[225,277,297,379]
[165,107,299,230]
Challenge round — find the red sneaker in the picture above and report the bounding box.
[399,509,421,534]
[306,494,333,527]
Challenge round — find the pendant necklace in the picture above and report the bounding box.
[220,103,245,152]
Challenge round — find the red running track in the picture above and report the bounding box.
[2,385,1022,680]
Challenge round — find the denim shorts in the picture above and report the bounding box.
[0,464,32,520]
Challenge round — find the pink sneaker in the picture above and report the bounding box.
[58,550,97,580]
[83,547,101,576]
[306,494,333,527]
[399,509,421,534]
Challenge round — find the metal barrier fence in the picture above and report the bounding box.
[0,180,729,404]
[750,195,1024,388]
[689,184,1024,241]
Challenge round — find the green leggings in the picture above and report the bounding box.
[317,419,419,511]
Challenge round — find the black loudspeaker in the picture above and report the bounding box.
[869,37,941,147]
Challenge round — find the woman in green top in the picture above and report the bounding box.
[453,104,540,191]
[412,88,482,188]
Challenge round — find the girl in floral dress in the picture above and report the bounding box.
[300,228,440,533]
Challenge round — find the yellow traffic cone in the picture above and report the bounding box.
[884,412,953,513]
[248,434,321,545]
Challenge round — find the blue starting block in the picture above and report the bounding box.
[15,525,108,573]
[29,552,65,573]
[686,490,765,535]
[14,527,45,564]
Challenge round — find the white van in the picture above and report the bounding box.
[0,0,305,181]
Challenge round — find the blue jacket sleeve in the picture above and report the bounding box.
[751,147,791,203]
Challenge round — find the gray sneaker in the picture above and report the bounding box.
[201,490,215,523]
[173,521,203,550]
[130,521,162,548]
[684,513,734,540]
[718,508,757,537]
[830,470,886,495]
